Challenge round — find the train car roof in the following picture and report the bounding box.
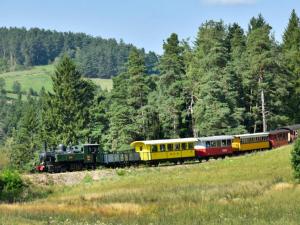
[234,132,269,138]
[197,135,233,141]
[82,144,100,146]
[130,138,198,146]
[279,124,300,130]
[269,129,289,135]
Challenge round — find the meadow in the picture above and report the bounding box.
[0,145,299,225]
[0,65,113,94]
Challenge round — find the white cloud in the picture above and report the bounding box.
[202,0,257,5]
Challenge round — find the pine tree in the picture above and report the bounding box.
[243,15,289,132]
[10,97,41,170]
[283,10,300,51]
[188,21,245,136]
[156,33,190,138]
[89,89,110,147]
[127,48,149,109]
[106,49,152,150]
[282,9,300,123]
[42,55,95,146]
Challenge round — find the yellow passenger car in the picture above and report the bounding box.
[232,133,270,152]
[130,138,198,163]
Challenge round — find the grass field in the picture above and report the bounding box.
[0,145,299,225]
[0,65,113,94]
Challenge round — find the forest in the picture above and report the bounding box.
[0,27,159,78]
[0,10,300,170]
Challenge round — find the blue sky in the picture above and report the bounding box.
[0,0,299,54]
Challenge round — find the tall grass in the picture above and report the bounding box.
[0,145,299,225]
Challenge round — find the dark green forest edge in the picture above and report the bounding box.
[1,11,300,172]
[0,27,158,78]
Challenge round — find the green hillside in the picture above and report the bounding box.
[0,65,113,93]
[1,145,299,225]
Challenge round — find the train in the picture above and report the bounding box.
[36,124,300,173]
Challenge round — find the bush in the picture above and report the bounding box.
[291,139,300,181]
[0,169,25,202]
[116,169,126,176]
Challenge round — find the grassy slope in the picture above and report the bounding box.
[0,65,113,93]
[0,145,299,225]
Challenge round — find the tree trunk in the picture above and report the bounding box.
[259,67,267,132]
[261,89,267,132]
[189,92,197,137]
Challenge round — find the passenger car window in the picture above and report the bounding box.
[151,145,157,152]
[227,139,232,146]
[188,143,194,149]
[221,140,227,147]
[174,144,180,151]
[181,143,187,150]
[206,141,210,148]
[211,141,216,147]
[160,144,166,151]
[167,144,173,151]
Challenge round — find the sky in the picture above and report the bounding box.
[0,0,299,54]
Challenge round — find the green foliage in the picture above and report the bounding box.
[0,77,5,90]
[82,174,93,184]
[0,57,9,72]
[0,27,158,78]
[42,56,96,145]
[8,97,41,170]
[188,21,245,136]
[12,80,21,94]
[116,169,126,176]
[282,9,300,123]
[243,14,289,131]
[106,49,153,150]
[291,139,300,181]
[156,33,191,138]
[0,169,25,203]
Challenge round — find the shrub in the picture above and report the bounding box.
[0,169,25,202]
[291,139,300,181]
[116,169,126,176]
[82,174,93,184]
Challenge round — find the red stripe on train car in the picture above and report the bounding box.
[194,146,233,157]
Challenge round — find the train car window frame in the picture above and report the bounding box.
[151,145,158,152]
[167,144,173,151]
[188,142,194,150]
[216,140,222,147]
[221,140,227,147]
[227,139,232,146]
[206,141,210,148]
[211,141,216,147]
[160,144,166,152]
[174,143,180,151]
[181,143,187,150]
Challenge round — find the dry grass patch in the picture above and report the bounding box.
[0,202,143,217]
[272,182,295,191]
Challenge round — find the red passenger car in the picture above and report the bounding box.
[268,129,289,148]
[194,135,234,159]
[279,124,300,143]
